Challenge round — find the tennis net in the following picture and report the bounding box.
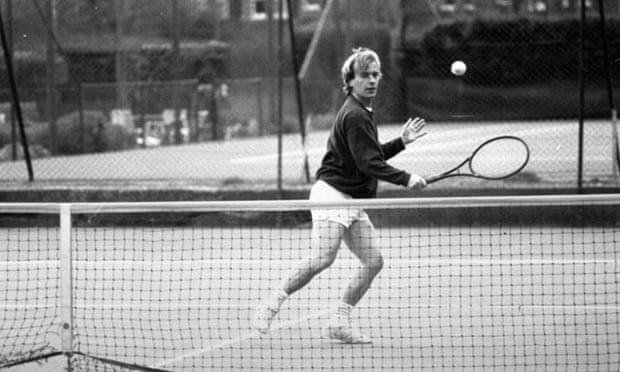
[0,195,618,371]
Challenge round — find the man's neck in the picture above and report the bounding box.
[351,94,373,111]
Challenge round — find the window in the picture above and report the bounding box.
[249,0,288,21]
[301,0,322,12]
[186,0,230,19]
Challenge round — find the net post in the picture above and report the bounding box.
[59,204,74,370]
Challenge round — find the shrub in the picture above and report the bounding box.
[17,111,136,156]
[0,143,51,161]
[403,18,620,86]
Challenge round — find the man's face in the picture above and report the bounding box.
[350,61,382,101]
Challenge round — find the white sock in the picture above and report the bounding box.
[268,289,288,310]
[334,301,353,319]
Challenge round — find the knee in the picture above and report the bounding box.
[366,255,384,276]
[311,251,338,273]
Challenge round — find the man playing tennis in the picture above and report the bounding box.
[253,47,427,343]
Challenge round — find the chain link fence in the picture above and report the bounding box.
[1,0,619,189]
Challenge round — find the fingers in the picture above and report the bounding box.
[407,174,427,189]
[402,117,426,137]
[401,117,427,145]
[403,117,425,132]
[401,116,428,147]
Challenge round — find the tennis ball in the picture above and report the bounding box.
[451,60,467,76]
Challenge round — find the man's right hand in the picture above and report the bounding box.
[407,174,427,189]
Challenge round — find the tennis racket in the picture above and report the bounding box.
[425,135,530,184]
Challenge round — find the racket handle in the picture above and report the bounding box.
[424,175,441,184]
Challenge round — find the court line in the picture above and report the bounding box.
[150,308,332,369]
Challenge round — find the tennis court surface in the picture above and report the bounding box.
[0,120,618,188]
[1,195,619,371]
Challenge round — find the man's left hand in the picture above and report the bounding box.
[401,117,427,145]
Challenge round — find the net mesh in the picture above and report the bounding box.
[0,216,60,367]
[0,196,619,371]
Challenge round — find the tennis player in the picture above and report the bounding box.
[253,47,427,343]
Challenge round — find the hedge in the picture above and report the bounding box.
[403,17,620,86]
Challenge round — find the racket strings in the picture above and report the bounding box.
[470,139,529,178]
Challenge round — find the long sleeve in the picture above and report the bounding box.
[316,97,411,198]
[346,118,409,186]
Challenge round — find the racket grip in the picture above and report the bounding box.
[424,175,440,184]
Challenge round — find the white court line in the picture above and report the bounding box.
[230,147,324,164]
[150,309,332,369]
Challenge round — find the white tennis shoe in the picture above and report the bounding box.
[322,316,372,344]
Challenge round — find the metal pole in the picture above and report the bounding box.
[171,0,182,144]
[258,78,264,136]
[114,0,126,109]
[596,0,619,176]
[4,0,16,160]
[267,0,275,130]
[286,0,310,183]
[277,0,284,194]
[577,0,586,190]
[78,81,85,153]
[0,3,33,180]
[59,205,74,371]
[45,0,58,154]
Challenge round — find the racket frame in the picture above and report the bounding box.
[425,135,530,184]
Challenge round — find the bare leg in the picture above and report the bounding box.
[321,219,381,343]
[253,219,345,334]
[282,219,345,294]
[340,219,383,306]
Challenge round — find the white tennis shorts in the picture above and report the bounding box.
[309,180,370,228]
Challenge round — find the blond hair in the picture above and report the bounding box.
[341,47,381,95]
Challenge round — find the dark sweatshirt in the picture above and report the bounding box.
[316,96,411,198]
